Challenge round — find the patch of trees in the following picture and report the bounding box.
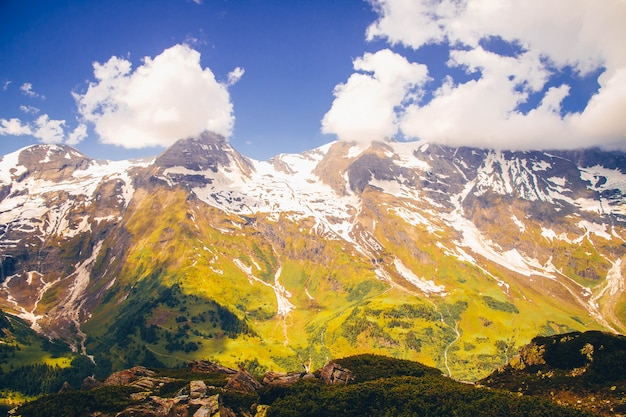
[265,355,591,417]
[14,385,140,417]
[0,355,95,396]
[341,307,394,346]
[538,331,626,383]
[482,296,519,314]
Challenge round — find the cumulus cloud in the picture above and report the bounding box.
[321,49,429,144]
[67,124,88,146]
[73,43,240,149]
[328,0,626,150]
[31,115,66,143]
[0,115,87,146]
[0,118,32,136]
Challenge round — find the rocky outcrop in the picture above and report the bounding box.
[58,381,73,393]
[507,341,547,371]
[189,394,221,417]
[190,380,208,399]
[224,367,262,393]
[320,361,354,385]
[104,366,178,395]
[263,371,316,387]
[105,366,157,386]
[115,381,228,417]
[481,331,626,417]
[187,360,238,375]
[116,395,185,417]
[80,375,103,391]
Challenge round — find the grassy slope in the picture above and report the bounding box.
[79,184,614,382]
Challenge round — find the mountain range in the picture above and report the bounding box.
[0,131,625,382]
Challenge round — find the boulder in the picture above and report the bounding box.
[58,381,73,393]
[224,367,262,393]
[320,361,354,385]
[189,394,220,416]
[80,375,103,391]
[190,380,208,399]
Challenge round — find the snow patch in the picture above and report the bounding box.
[393,258,446,295]
[581,165,626,192]
[541,227,572,243]
[595,259,624,299]
[511,215,525,233]
[532,160,551,171]
[547,176,566,187]
[233,259,295,317]
[0,148,27,184]
[578,220,612,241]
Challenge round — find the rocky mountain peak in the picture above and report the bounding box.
[10,144,93,183]
[154,131,235,172]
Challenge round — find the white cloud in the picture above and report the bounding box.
[0,118,32,136]
[32,115,66,144]
[0,114,85,146]
[67,124,88,146]
[2,81,11,91]
[336,0,626,150]
[321,49,429,144]
[20,82,45,99]
[227,67,245,86]
[74,43,240,149]
[19,105,40,114]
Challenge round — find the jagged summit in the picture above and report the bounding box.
[154,131,233,171]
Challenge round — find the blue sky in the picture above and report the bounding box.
[1,0,625,161]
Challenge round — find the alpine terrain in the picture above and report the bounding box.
[1,131,625,382]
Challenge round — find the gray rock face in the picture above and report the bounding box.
[15,144,93,183]
[154,132,232,172]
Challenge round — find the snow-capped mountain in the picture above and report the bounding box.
[0,131,624,380]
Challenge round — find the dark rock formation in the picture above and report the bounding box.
[224,367,262,393]
[80,375,103,391]
[58,381,73,393]
[320,361,354,385]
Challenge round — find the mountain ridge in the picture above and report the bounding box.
[0,131,625,382]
